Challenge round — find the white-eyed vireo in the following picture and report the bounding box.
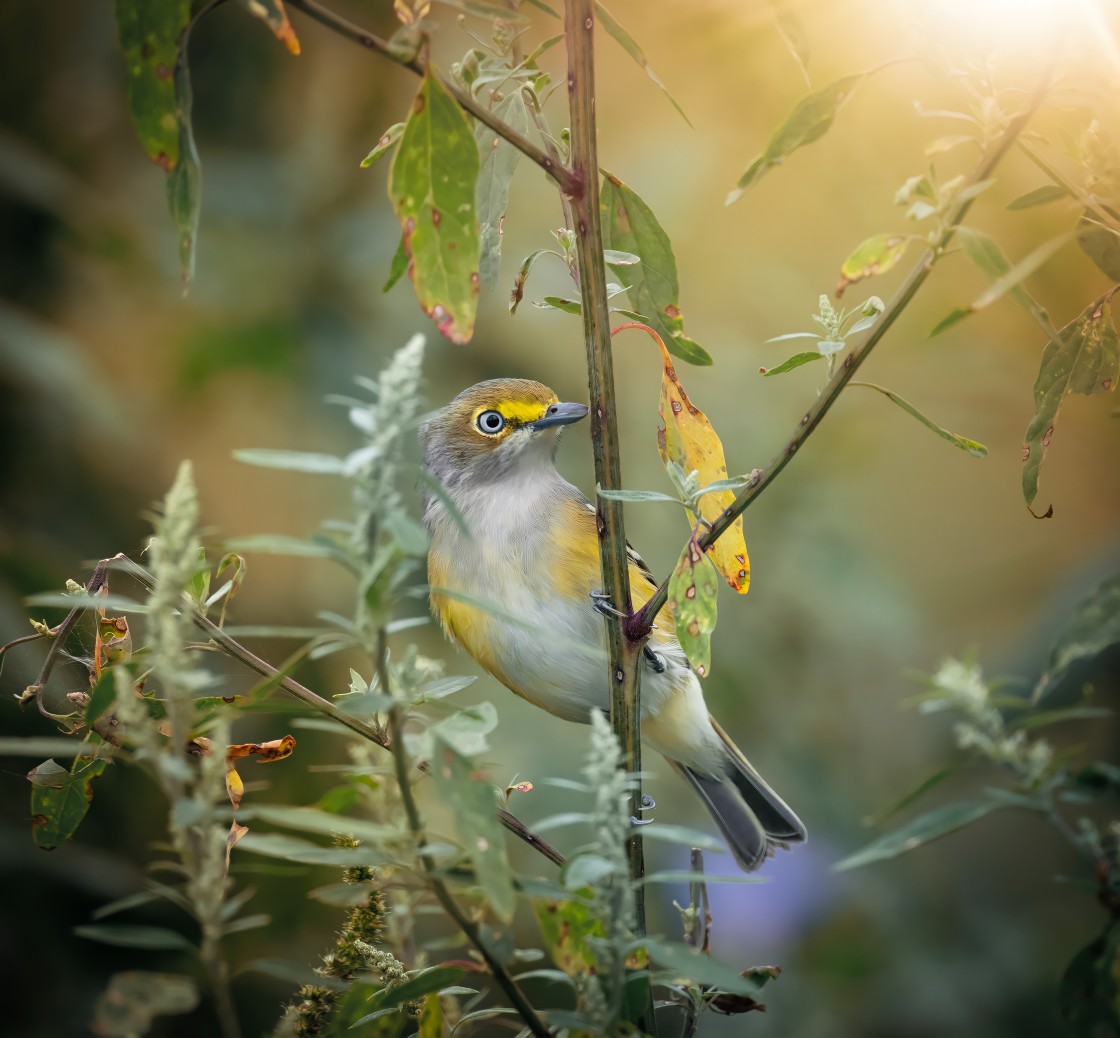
[422,378,805,872]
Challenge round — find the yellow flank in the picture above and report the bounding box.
[428,549,522,695]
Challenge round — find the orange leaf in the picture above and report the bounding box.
[227,734,297,763]
[226,821,249,872]
[613,322,750,594]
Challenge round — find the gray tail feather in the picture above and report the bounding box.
[671,717,806,873]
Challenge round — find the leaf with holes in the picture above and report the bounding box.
[389,71,481,344]
[836,233,910,297]
[431,734,515,921]
[236,0,300,53]
[601,173,712,365]
[727,74,865,203]
[1023,292,1119,515]
[475,90,529,289]
[667,533,721,677]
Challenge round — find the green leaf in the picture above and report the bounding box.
[595,2,691,126]
[166,32,200,286]
[74,924,193,951]
[31,750,108,850]
[928,306,973,338]
[836,233,910,297]
[727,74,865,202]
[601,172,713,366]
[250,805,397,846]
[667,534,720,677]
[833,800,1004,871]
[641,937,765,997]
[760,351,826,377]
[1077,209,1120,280]
[92,971,199,1037]
[972,230,1075,312]
[0,737,109,758]
[418,992,445,1038]
[596,487,683,504]
[114,0,189,170]
[1022,292,1119,513]
[383,234,409,293]
[1007,184,1070,210]
[389,70,481,344]
[430,735,516,922]
[225,534,338,559]
[86,670,119,724]
[1012,707,1111,730]
[361,122,405,168]
[638,822,725,853]
[1035,573,1120,700]
[538,295,582,315]
[924,134,976,156]
[231,448,345,473]
[772,1,810,81]
[475,91,529,289]
[851,381,988,456]
[237,831,388,867]
[862,767,954,827]
[429,701,498,756]
[642,870,764,886]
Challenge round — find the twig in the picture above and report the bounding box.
[630,66,1055,639]
[283,0,580,196]
[106,554,565,867]
[379,631,552,1038]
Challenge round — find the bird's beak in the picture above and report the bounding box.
[528,401,589,430]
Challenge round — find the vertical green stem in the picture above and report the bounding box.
[564,0,654,1030]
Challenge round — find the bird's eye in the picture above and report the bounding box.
[476,410,506,435]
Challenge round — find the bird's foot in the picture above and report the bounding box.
[589,589,627,619]
[643,645,667,673]
[630,793,656,826]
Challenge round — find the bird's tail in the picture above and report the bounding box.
[671,716,806,873]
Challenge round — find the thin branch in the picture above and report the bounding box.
[631,67,1054,640]
[566,0,655,1032]
[380,632,552,1038]
[106,554,565,867]
[284,0,580,196]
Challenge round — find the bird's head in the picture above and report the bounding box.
[421,378,589,488]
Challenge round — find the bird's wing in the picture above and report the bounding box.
[578,500,659,594]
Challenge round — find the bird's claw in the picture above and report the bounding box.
[630,792,656,826]
[590,589,626,619]
[643,645,667,673]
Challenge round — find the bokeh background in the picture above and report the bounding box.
[2,0,1119,1035]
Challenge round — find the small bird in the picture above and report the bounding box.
[421,378,805,871]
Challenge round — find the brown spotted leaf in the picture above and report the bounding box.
[30,749,109,850]
[1023,292,1119,515]
[836,233,910,297]
[225,734,296,810]
[639,327,749,593]
[389,70,481,344]
[667,532,720,677]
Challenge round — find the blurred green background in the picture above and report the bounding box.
[2,0,1119,1035]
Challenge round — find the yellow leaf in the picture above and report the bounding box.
[226,766,245,809]
[614,321,750,593]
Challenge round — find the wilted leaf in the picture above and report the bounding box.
[225,734,296,809]
[851,381,988,456]
[771,0,809,81]
[1023,292,1119,514]
[1007,184,1070,210]
[1077,209,1120,280]
[535,897,603,974]
[389,71,481,344]
[1035,573,1120,700]
[31,749,108,850]
[92,971,199,1036]
[595,2,690,126]
[727,74,865,202]
[114,0,189,170]
[833,800,1004,871]
[236,0,300,54]
[475,90,529,289]
[601,173,713,366]
[760,351,826,376]
[668,534,720,677]
[836,233,910,297]
[225,821,249,872]
[431,735,515,921]
[641,937,767,997]
[645,326,749,593]
[509,248,558,315]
